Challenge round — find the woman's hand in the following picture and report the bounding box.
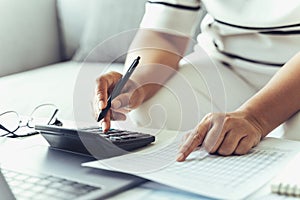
[94,71,146,132]
[177,111,264,162]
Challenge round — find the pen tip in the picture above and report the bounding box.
[137,56,141,61]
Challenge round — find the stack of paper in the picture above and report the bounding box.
[83,133,300,199]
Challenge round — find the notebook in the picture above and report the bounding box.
[271,152,300,197]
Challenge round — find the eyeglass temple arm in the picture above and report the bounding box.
[0,124,14,133]
[47,109,59,125]
[0,124,16,137]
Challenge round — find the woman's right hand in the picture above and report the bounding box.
[93,71,146,132]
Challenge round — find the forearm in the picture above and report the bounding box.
[125,29,189,101]
[239,52,300,137]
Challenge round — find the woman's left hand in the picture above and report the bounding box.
[176,111,264,162]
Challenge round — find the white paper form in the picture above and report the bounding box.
[82,136,300,200]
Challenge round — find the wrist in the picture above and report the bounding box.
[237,106,270,138]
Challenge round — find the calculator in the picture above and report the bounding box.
[35,125,155,157]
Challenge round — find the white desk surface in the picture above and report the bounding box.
[0,125,298,200]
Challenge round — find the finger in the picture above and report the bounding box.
[95,77,108,109]
[203,114,230,154]
[234,136,254,155]
[95,72,122,109]
[178,132,191,150]
[128,87,144,109]
[111,111,127,121]
[234,130,261,155]
[111,93,130,109]
[102,110,111,132]
[177,121,209,162]
[180,132,191,147]
[217,130,246,156]
[177,114,212,158]
[112,89,144,111]
[111,107,131,115]
[112,93,140,110]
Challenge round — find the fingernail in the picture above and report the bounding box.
[99,101,105,109]
[112,100,121,109]
[176,153,185,162]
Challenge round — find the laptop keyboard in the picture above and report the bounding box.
[1,168,100,200]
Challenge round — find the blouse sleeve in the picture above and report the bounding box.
[140,0,202,37]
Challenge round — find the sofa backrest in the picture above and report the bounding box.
[56,0,91,60]
[57,0,147,61]
[0,0,204,77]
[57,0,203,62]
[0,0,61,77]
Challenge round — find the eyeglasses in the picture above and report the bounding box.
[0,104,62,138]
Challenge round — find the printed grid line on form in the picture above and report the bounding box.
[101,139,286,183]
[102,142,180,173]
[83,137,300,199]
[168,149,286,189]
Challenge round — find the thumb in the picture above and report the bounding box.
[111,93,130,109]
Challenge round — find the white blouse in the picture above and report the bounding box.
[140,0,300,69]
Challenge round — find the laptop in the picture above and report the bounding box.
[0,170,15,200]
[0,143,146,200]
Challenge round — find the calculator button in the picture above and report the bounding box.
[106,133,128,137]
[110,130,127,133]
[109,136,122,141]
[99,134,110,138]
[120,135,137,140]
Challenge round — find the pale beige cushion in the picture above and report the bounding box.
[56,0,91,59]
[0,0,61,77]
[73,0,147,63]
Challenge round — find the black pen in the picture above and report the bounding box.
[97,56,140,122]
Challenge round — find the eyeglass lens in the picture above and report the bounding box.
[27,104,59,128]
[0,104,60,137]
[0,111,20,135]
